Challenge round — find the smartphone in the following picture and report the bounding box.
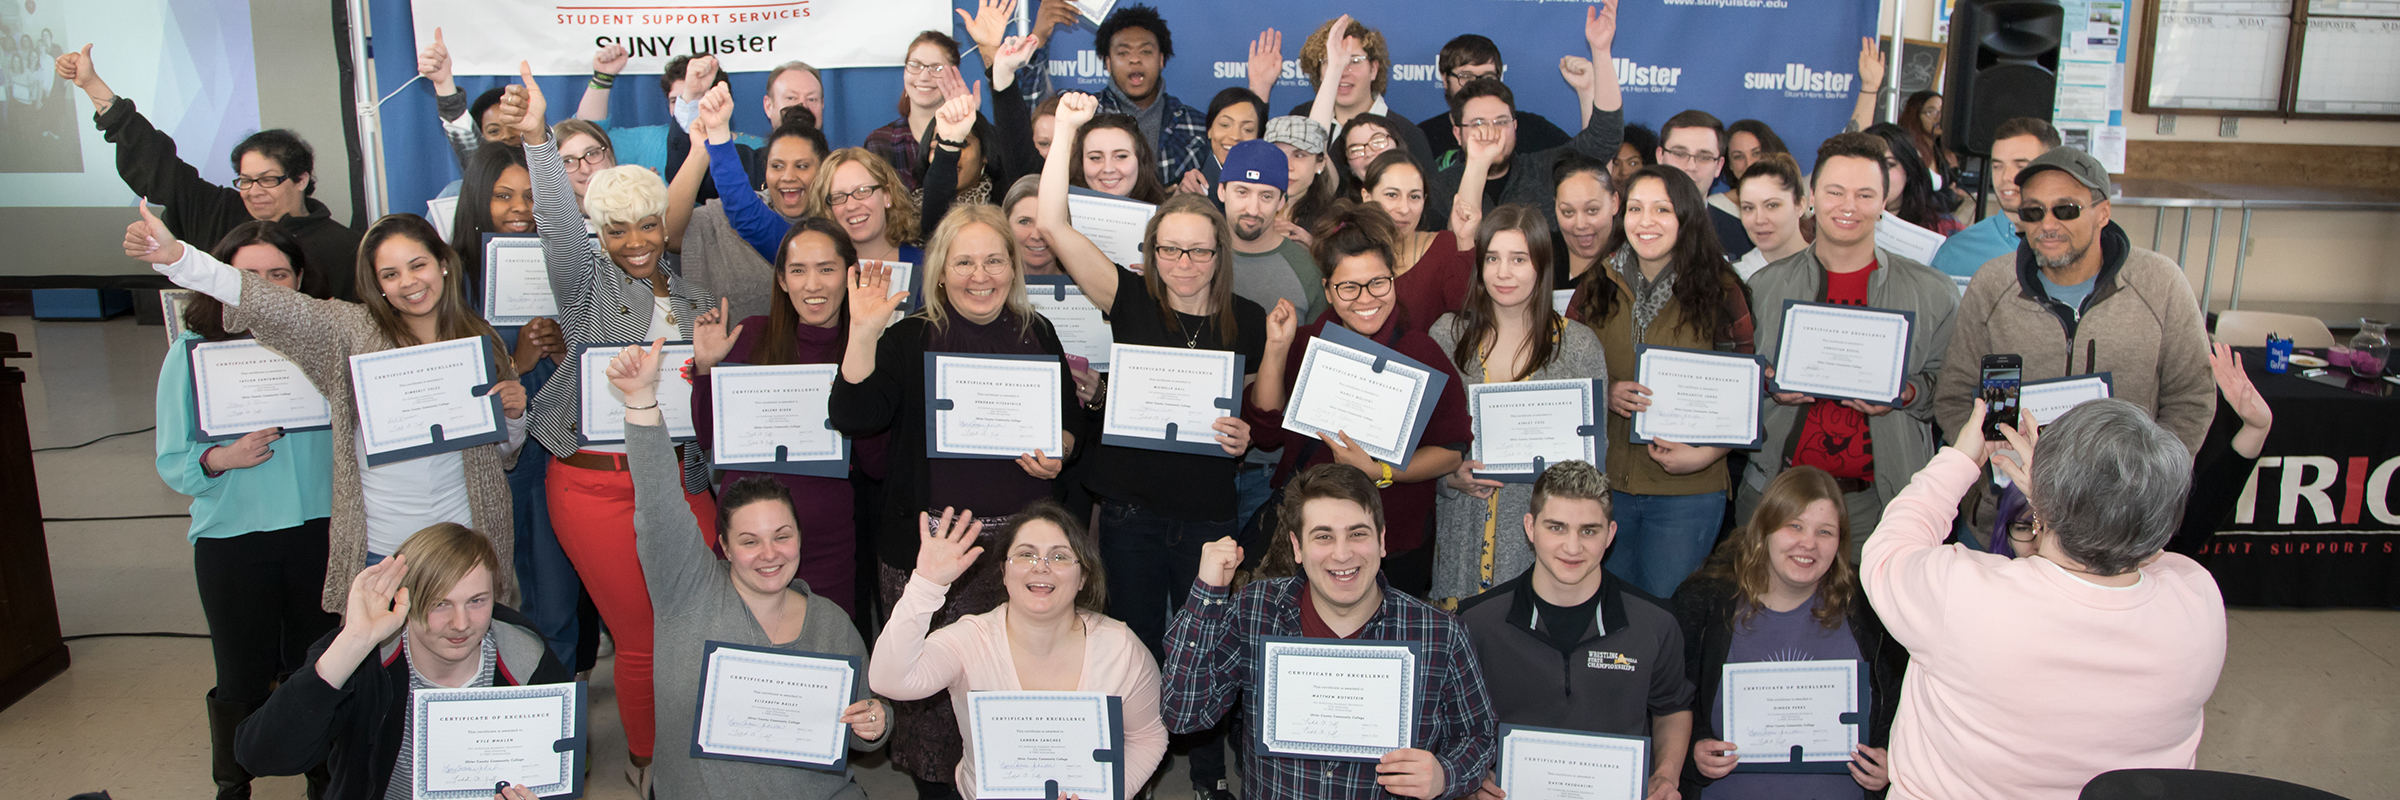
[1064,354,1092,374]
[1980,354,2022,440]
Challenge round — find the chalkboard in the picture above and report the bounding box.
[1876,37,1949,118]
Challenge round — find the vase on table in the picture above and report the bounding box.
[2349,318,2388,378]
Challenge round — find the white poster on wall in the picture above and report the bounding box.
[410,0,951,75]
[2053,0,2130,172]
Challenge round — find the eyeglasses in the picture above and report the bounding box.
[1662,147,1721,165]
[1343,133,1394,159]
[561,146,612,169]
[826,185,883,205]
[1330,276,1395,301]
[1151,245,1219,263]
[903,61,950,76]
[1448,68,1499,83]
[2017,201,2092,223]
[232,173,292,190]
[1007,551,1080,568]
[1458,116,1514,133]
[946,258,1011,278]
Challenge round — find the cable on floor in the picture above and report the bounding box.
[62,631,211,642]
[31,426,156,453]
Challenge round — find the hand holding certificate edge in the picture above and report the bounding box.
[203,427,284,472]
[1373,747,1448,800]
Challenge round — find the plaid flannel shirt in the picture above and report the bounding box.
[1096,88,1210,186]
[1163,575,1497,800]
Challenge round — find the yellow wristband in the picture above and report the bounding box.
[1376,461,1395,488]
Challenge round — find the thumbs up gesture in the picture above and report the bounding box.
[123,201,184,265]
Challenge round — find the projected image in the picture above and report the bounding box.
[0,0,79,173]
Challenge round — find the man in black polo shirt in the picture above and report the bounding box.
[1455,460,1692,800]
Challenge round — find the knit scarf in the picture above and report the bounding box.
[1612,247,1677,346]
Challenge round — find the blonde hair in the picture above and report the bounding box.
[1300,17,1392,99]
[806,147,922,249]
[549,119,614,155]
[581,165,668,230]
[394,522,508,627]
[1695,466,1855,630]
[917,204,1032,337]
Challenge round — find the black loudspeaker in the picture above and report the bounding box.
[1943,0,2064,157]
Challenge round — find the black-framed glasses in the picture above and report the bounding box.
[1662,147,1720,165]
[1448,68,1499,83]
[2017,201,2091,223]
[561,145,612,169]
[1330,276,1394,301]
[826,185,883,205]
[903,61,950,75]
[1151,245,1219,263]
[232,174,291,190]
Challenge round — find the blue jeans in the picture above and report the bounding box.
[1234,466,1274,535]
[1094,500,1236,787]
[1604,491,1726,598]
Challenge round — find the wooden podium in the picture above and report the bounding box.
[0,331,68,709]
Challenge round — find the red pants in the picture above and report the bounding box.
[547,455,718,758]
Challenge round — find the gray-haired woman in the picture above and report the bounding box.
[1859,398,2227,799]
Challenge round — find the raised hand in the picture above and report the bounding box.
[593,42,630,75]
[685,55,720,98]
[343,553,412,645]
[692,299,744,372]
[1031,0,1080,44]
[1265,297,1298,348]
[417,29,455,91]
[1857,36,1886,92]
[607,338,666,401]
[205,427,285,472]
[123,201,185,265]
[845,263,910,332]
[697,82,736,141]
[1248,28,1285,92]
[992,35,1040,91]
[1197,536,1244,588]
[55,44,110,102]
[1319,15,1359,86]
[509,61,549,142]
[2211,342,2272,432]
[1053,91,1098,142]
[1586,0,1621,54]
[956,0,1017,50]
[914,507,987,586]
[937,62,972,102]
[1558,55,1592,89]
[934,83,983,145]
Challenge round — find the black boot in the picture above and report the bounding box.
[205,689,261,800]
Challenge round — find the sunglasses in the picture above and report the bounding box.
[2018,201,2091,223]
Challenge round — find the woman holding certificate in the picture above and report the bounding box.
[1248,201,1474,597]
[869,502,1168,799]
[126,207,531,623]
[689,217,879,618]
[830,202,1089,798]
[1566,165,1754,600]
[508,66,719,789]
[1429,206,1607,605]
[609,341,892,799]
[1671,466,1907,799]
[153,222,339,800]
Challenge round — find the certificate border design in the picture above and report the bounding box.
[1064,186,1162,268]
[1770,300,1917,405]
[1628,344,1766,450]
[480,234,559,327]
[1281,324,1449,470]
[967,690,1121,799]
[187,338,335,441]
[2018,372,2115,426]
[707,363,849,475]
[574,342,700,445]
[1497,723,1648,800]
[1466,378,1602,480]
[1100,343,1243,456]
[923,352,1067,459]
[690,641,858,772]
[1255,637,1421,762]
[409,682,583,800]
[1721,659,1868,773]
[349,338,506,466]
[1026,276,1116,372]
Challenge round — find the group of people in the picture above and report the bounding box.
[63,0,2264,798]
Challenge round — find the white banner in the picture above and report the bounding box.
[410,0,952,75]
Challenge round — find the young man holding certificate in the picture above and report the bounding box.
[1163,465,1496,800]
[1741,133,1958,549]
[238,524,572,800]
[1454,461,1693,800]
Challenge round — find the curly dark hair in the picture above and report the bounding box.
[1096,3,1173,60]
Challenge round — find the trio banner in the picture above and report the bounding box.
[412,0,953,74]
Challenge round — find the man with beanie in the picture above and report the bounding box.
[1220,136,1327,538]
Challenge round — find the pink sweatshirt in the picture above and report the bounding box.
[868,574,1168,798]
[1862,449,2227,800]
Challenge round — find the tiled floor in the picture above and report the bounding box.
[2,315,2393,800]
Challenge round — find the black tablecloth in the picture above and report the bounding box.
[2190,348,2400,606]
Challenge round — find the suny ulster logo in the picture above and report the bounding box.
[1587,650,1639,672]
[1743,63,1857,99]
[1614,58,1681,94]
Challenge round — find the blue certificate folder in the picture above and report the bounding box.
[1287,324,1451,471]
[1467,378,1606,484]
[969,693,1129,800]
[1723,659,1871,774]
[184,337,334,442]
[1497,724,1648,799]
[1626,344,1766,450]
[1768,300,1917,406]
[351,337,508,467]
[410,681,588,800]
[1099,345,1246,457]
[689,641,860,773]
[708,362,850,478]
[923,352,1068,460]
[1252,636,1424,764]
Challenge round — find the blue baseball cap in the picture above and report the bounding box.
[1220,139,1288,192]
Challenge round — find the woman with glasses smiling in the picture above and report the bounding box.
[865,30,964,192]
[870,500,1167,799]
[1246,201,1475,597]
[832,203,1093,799]
[808,147,928,272]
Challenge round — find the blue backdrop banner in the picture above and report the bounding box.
[368,0,1874,221]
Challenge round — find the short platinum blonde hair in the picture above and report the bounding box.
[581,165,668,230]
[2030,398,2192,576]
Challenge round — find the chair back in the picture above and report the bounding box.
[2081,769,2350,800]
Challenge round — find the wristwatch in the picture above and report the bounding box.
[1375,461,1395,489]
